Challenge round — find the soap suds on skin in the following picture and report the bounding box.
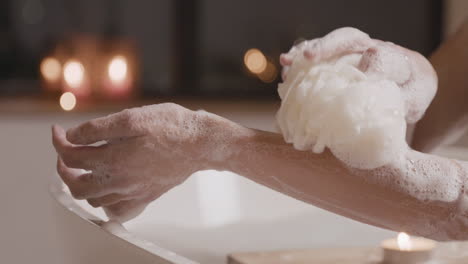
[277,51,408,170]
[276,30,465,207]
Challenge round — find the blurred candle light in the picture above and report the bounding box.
[40,57,62,82]
[108,55,128,84]
[102,54,134,99]
[63,60,85,89]
[244,48,267,74]
[258,60,278,83]
[59,92,77,111]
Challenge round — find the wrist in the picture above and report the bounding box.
[191,110,254,172]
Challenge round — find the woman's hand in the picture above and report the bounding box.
[280,27,438,124]
[412,20,468,152]
[52,103,239,222]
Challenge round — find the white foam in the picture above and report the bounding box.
[369,151,462,203]
[277,52,408,169]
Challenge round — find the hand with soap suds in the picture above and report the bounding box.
[271,27,468,240]
[280,27,437,124]
[277,27,438,169]
[52,103,237,222]
[412,19,468,152]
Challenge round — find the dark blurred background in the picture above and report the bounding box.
[0,0,442,101]
[5,2,468,264]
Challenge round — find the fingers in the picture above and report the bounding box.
[102,185,171,222]
[57,157,114,199]
[52,125,107,170]
[357,42,437,124]
[280,39,314,67]
[357,43,411,85]
[87,193,136,208]
[303,27,374,62]
[400,50,437,124]
[280,54,294,66]
[103,198,150,223]
[66,109,142,145]
[280,27,374,81]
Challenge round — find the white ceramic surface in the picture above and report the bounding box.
[51,169,399,264]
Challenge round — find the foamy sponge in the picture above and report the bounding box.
[276,52,408,169]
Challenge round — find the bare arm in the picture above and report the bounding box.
[52,27,468,241]
[52,103,468,241]
[412,21,468,152]
[224,127,468,241]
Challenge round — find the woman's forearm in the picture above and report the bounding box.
[222,127,468,240]
[412,21,468,152]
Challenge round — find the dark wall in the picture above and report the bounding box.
[0,0,442,97]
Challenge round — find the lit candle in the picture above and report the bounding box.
[381,232,436,264]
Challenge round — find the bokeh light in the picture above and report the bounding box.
[59,92,76,111]
[258,61,278,83]
[63,60,85,88]
[244,48,267,74]
[108,55,128,84]
[40,57,61,82]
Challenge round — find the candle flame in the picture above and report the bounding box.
[63,60,85,88]
[59,92,76,111]
[108,55,128,84]
[397,232,412,251]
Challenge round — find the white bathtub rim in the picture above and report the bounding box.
[47,146,468,264]
[48,174,198,264]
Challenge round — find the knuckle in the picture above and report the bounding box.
[363,47,379,56]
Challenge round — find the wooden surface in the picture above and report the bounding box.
[229,248,381,264]
[228,245,468,264]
